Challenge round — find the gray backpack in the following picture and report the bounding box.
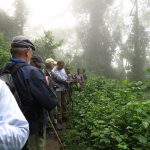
[0,63,27,108]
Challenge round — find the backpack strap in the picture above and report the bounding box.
[7,63,28,109]
[9,63,29,75]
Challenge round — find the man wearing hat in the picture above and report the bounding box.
[45,58,55,88]
[31,55,44,69]
[3,36,57,150]
[45,58,59,131]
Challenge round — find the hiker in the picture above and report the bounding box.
[45,58,54,73]
[30,55,44,69]
[65,67,74,103]
[4,36,57,150]
[53,61,57,67]
[30,55,50,149]
[82,68,87,81]
[52,61,70,129]
[65,67,74,81]
[45,58,59,133]
[75,68,84,91]
[45,58,56,89]
[0,80,29,150]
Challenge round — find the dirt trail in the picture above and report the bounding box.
[46,123,66,150]
[46,135,60,150]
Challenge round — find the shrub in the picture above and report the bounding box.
[0,49,10,71]
[64,76,150,150]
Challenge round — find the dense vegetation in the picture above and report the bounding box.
[0,33,11,71]
[64,76,150,150]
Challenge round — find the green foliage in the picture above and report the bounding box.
[0,32,11,71]
[144,68,150,79]
[64,75,150,150]
[0,32,10,50]
[34,31,63,59]
[0,50,10,71]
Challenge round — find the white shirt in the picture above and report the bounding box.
[0,80,29,150]
[52,67,68,91]
[52,67,68,80]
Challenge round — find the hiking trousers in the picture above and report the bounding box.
[26,127,46,150]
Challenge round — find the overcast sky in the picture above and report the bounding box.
[0,0,76,37]
[0,0,134,39]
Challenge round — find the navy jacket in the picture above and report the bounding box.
[4,58,57,134]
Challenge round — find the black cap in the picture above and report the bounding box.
[11,35,35,50]
[31,55,44,68]
[31,55,43,63]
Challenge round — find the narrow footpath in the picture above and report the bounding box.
[46,135,60,150]
[46,123,67,150]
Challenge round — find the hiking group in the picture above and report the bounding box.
[0,35,87,150]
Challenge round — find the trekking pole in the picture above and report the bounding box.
[48,115,65,150]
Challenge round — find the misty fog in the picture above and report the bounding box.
[0,0,150,81]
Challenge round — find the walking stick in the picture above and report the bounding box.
[48,115,65,150]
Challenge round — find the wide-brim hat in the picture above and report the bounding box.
[53,61,57,65]
[45,58,55,64]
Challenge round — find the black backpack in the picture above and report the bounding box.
[0,63,28,109]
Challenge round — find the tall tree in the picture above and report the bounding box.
[128,0,149,80]
[34,31,63,59]
[0,9,16,41]
[14,0,27,35]
[106,0,132,79]
[74,0,114,77]
[130,24,148,80]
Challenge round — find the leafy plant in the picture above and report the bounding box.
[64,75,150,150]
[0,49,10,71]
[34,31,63,59]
